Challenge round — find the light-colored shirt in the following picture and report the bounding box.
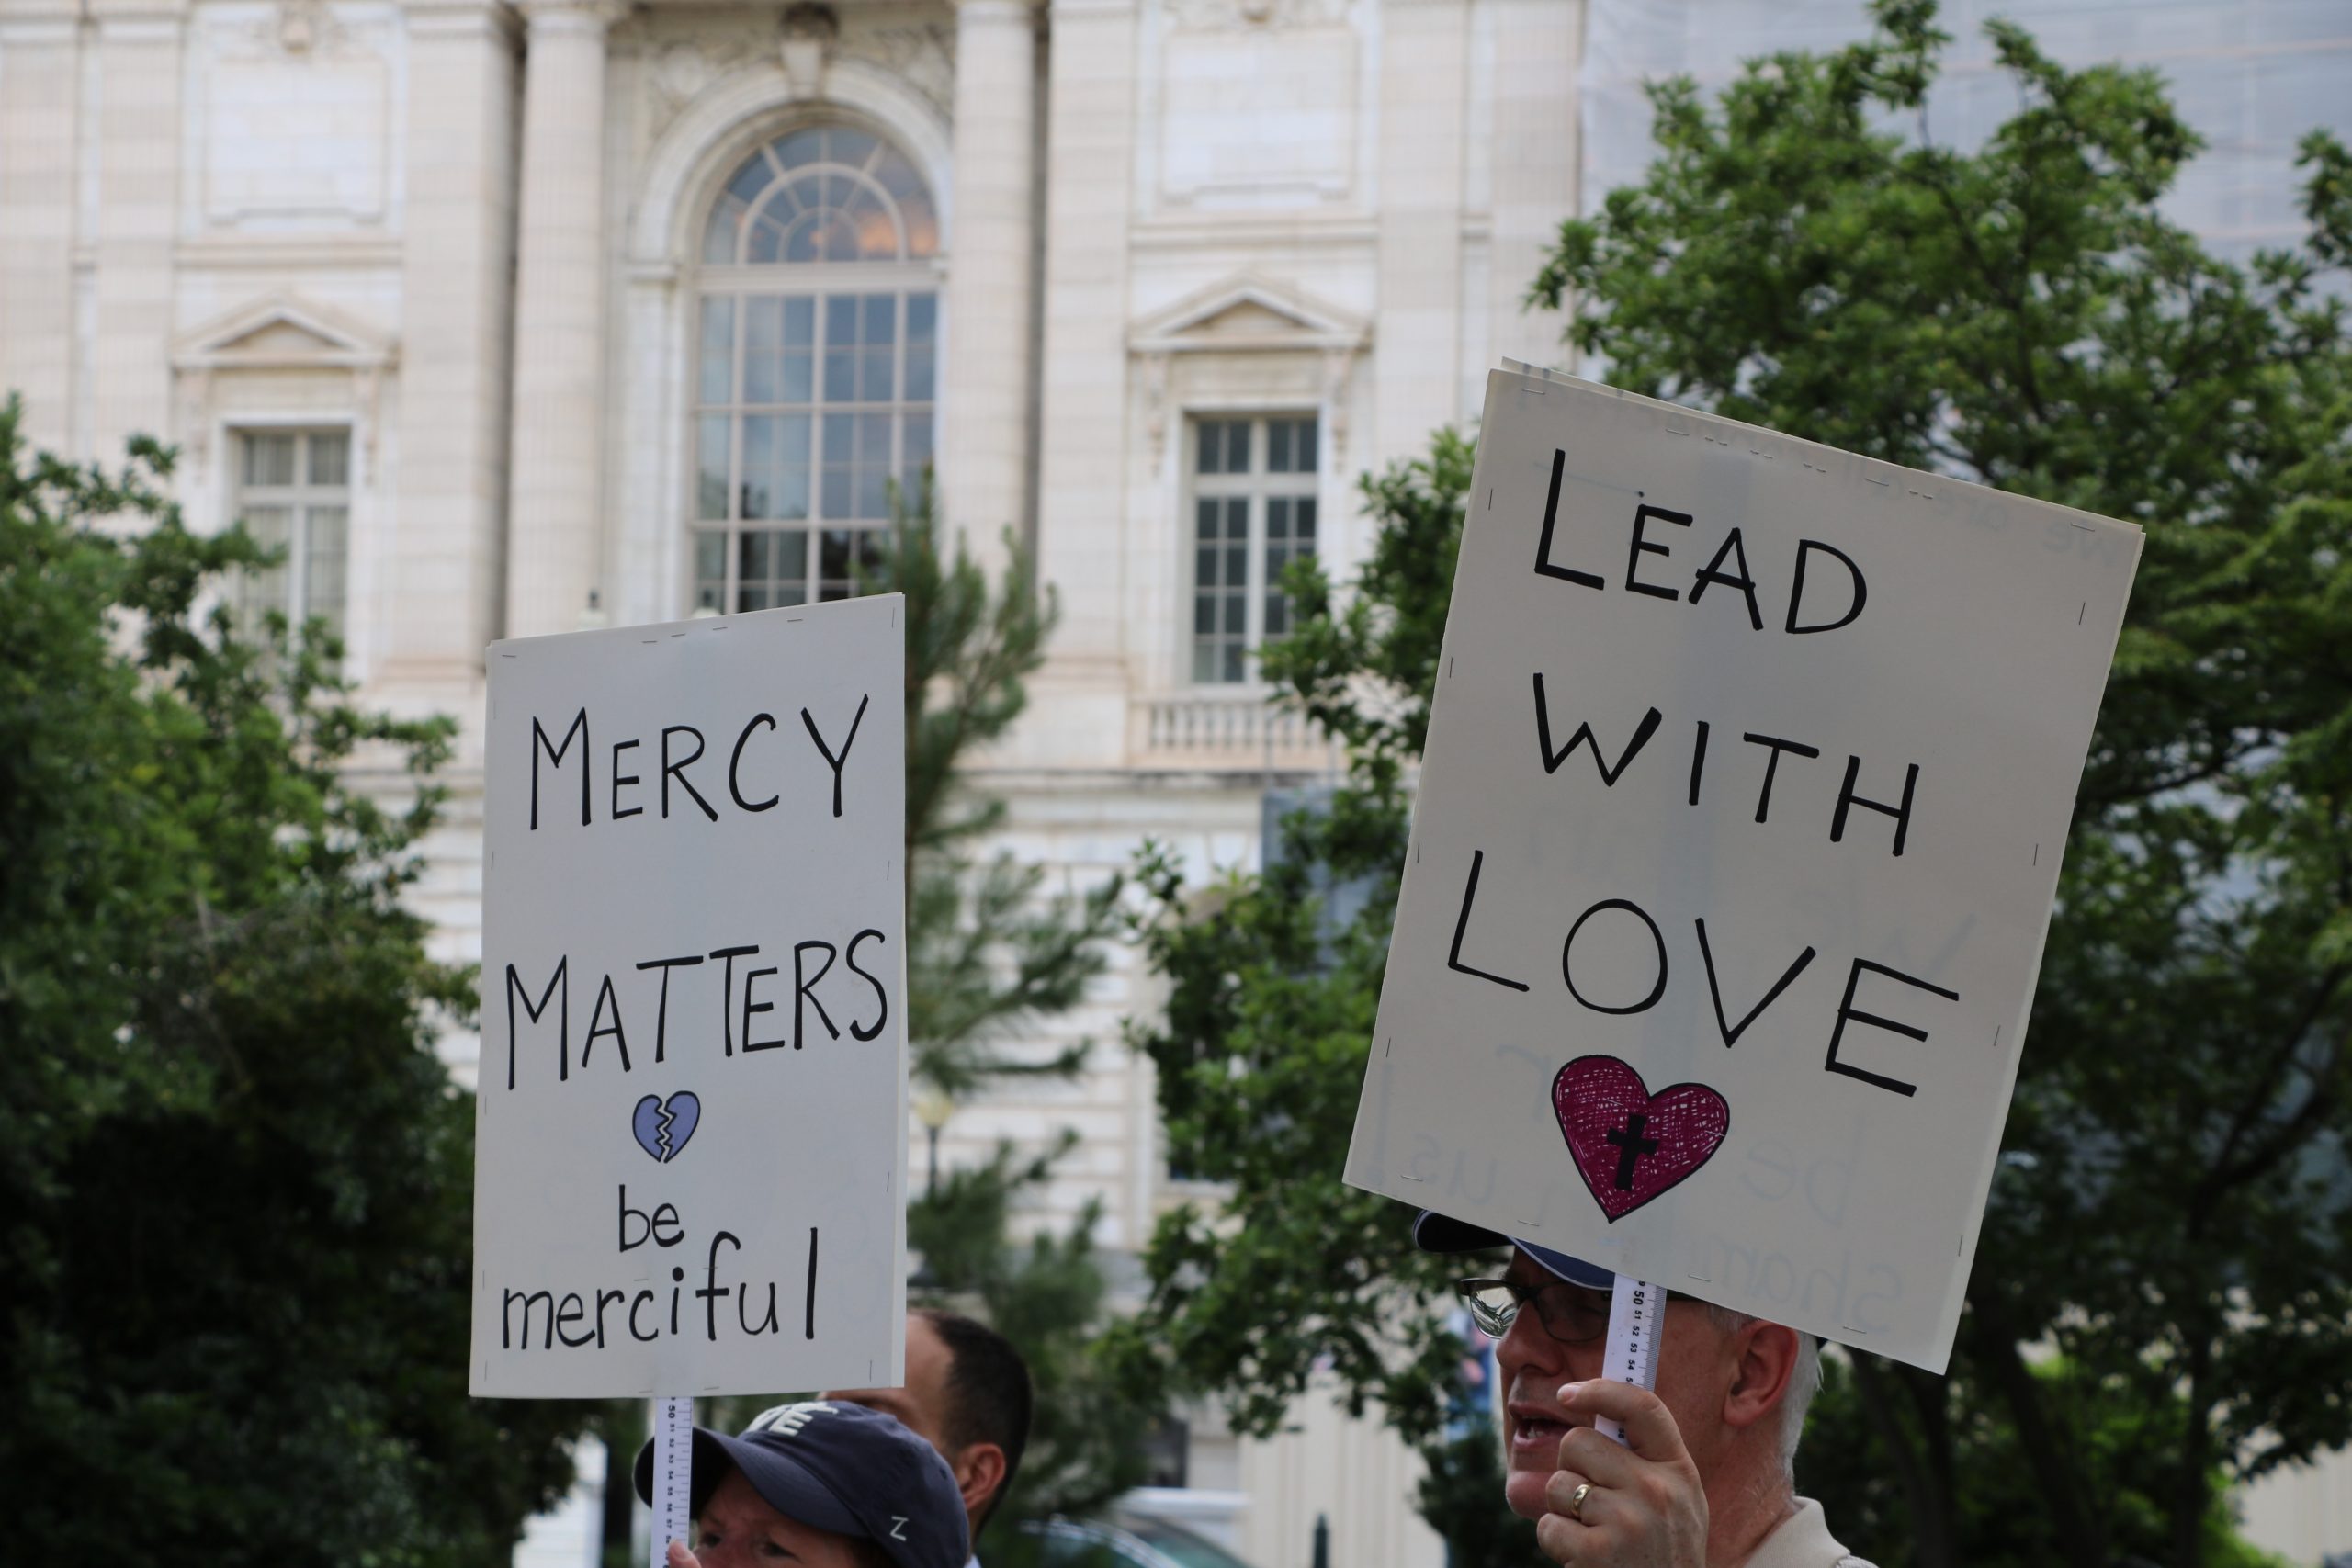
[1738,1498,1876,1568]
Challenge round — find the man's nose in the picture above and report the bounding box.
[1495,1300,1566,1377]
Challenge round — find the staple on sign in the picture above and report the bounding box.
[2078,602,2087,625]
[500,651,518,660]
[642,638,659,645]
[2032,843,2040,864]
[1401,1170,1424,1181]
[1487,488,1495,510]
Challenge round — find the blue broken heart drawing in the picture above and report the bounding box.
[631,1091,702,1163]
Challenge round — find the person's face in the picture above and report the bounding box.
[822,1313,953,1450]
[693,1469,869,1568]
[1491,1250,1734,1520]
[823,1314,998,1533]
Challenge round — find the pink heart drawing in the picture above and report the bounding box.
[1553,1055,1731,1223]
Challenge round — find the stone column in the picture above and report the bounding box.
[390,0,522,684]
[1023,0,1137,770]
[1485,0,1581,374]
[88,0,186,465]
[503,0,622,641]
[1373,0,1469,465]
[941,0,1041,573]
[0,0,84,455]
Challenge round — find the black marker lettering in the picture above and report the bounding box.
[707,945,760,1056]
[1694,918,1816,1046]
[531,710,590,829]
[1562,898,1668,1015]
[1832,756,1920,856]
[1447,850,1530,993]
[1690,527,1763,629]
[503,956,569,1090]
[1786,540,1868,634]
[1824,958,1960,1097]
[698,1232,740,1342]
[555,1292,594,1348]
[794,940,841,1046]
[1742,732,1822,824]
[610,739,642,820]
[503,1288,556,1350]
[628,1290,658,1342]
[844,929,889,1041]
[800,694,870,818]
[1534,673,1662,783]
[741,965,788,1052]
[729,712,780,812]
[582,973,631,1072]
[1625,503,1690,601]
[661,726,719,821]
[805,1227,820,1340]
[634,954,705,1066]
[1533,448,1604,589]
[594,1288,627,1348]
[1688,720,1711,807]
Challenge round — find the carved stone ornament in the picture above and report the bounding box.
[1167,0,1350,30]
[780,2,839,96]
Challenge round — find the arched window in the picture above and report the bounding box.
[691,124,939,612]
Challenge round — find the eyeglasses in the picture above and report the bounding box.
[1455,1276,1680,1342]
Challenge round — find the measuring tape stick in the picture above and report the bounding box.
[1593,1273,1664,1447]
[650,1394,693,1568]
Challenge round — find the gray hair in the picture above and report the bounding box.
[1698,1304,1822,1478]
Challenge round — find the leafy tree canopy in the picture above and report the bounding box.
[0,403,589,1562]
[1123,6,2352,1566]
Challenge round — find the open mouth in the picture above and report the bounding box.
[1510,1411,1573,1456]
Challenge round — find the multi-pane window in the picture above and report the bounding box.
[693,125,938,613]
[232,430,349,643]
[1191,415,1318,683]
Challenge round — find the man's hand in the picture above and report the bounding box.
[1535,1380,1710,1567]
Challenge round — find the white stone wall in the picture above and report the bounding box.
[0,5,1605,1565]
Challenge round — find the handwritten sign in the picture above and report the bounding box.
[470,598,908,1398]
[1345,372,2141,1371]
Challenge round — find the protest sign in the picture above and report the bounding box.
[470,597,908,1399]
[1345,370,2141,1372]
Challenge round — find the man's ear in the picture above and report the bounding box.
[1722,1321,1802,1433]
[954,1440,1009,1517]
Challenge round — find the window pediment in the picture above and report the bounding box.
[1130,273,1369,357]
[173,290,397,373]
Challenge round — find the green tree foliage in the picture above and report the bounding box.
[867,484,1124,1098]
[688,489,1149,1555]
[1125,6,2352,1565]
[862,491,1156,1534]
[0,401,589,1563]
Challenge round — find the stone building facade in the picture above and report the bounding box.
[0,1,1581,1560]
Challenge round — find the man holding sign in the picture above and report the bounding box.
[1419,1214,1864,1568]
[1347,370,2140,1564]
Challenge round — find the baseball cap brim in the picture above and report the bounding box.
[633,1427,865,1539]
[1411,1209,1616,1292]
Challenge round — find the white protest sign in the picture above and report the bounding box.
[1346,371,2141,1372]
[470,597,907,1398]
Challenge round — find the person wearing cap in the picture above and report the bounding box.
[823,1308,1034,1563]
[1416,1211,1875,1568]
[635,1399,969,1568]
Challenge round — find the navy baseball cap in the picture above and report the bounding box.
[634,1400,967,1568]
[1412,1209,1615,1291]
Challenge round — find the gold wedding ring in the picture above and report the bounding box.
[1567,1481,1594,1523]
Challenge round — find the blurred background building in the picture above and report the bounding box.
[3,0,2347,1562]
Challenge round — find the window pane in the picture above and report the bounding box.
[1295,496,1317,549]
[1267,421,1290,474]
[244,434,296,488]
[695,530,727,613]
[783,297,815,402]
[307,433,349,488]
[699,298,735,406]
[827,127,878,170]
[240,504,292,626]
[1293,416,1318,473]
[905,292,936,401]
[304,504,346,629]
[773,127,824,172]
[744,298,781,403]
[698,417,730,520]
